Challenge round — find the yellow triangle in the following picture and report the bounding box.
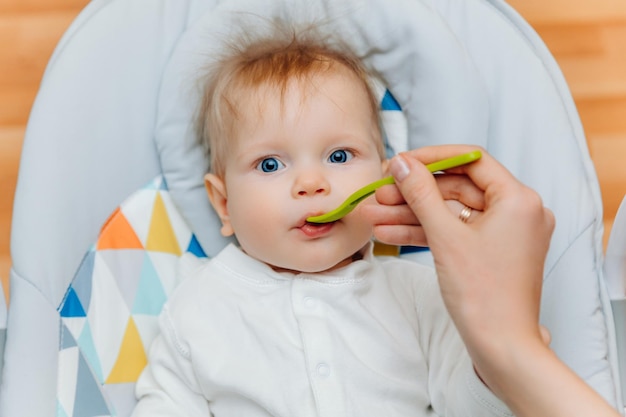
[146,193,182,255]
[373,241,400,257]
[105,318,147,384]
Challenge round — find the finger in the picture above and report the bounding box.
[373,224,428,247]
[374,175,486,211]
[368,199,483,225]
[402,145,518,194]
[373,184,405,206]
[389,154,462,239]
[371,208,483,247]
[361,201,420,226]
[436,175,486,211]
[446,200,482,224]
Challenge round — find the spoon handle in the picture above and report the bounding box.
[306,150,482,223]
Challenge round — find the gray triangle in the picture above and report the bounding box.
[73,351,112,417]
[60,323,77,350]
[98,250,146,310]
[71,249,96,313]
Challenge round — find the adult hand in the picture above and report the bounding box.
[365,169,487,247]
[366,145,553,358]
[363,145,619,417]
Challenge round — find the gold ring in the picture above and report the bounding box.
[459,205,472,223]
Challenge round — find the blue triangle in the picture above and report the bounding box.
[186,234,207,258]
[381,90,402,111]
[144,175,168,191]
[78,322,104,383]
[59,288,86,318]
[57,401,70,417]
[132,255,167,315]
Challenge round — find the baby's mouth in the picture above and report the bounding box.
[300,211,336,227]
[304,220,335,227]
[299,219,336,237]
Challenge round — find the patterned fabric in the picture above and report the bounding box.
[57,177,206,417]
[55,88,405,417]
[374,80,408,158]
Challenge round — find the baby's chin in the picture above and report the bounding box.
[269,250,366,275]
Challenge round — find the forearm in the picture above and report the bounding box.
[473,339,619,417]
[374,149,619,417]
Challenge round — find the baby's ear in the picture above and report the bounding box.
[204,174,234,237]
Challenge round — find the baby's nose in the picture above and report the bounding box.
[298,187,326,196]
[293,172,331,197]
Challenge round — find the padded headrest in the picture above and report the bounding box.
[155,0,489,254]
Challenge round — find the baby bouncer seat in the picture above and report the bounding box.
[1,0,624,415]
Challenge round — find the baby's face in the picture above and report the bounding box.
[206,68,385,273]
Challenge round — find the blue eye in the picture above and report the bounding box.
[328,149,353,164]
[256,157,285,173]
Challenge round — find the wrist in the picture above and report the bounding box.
[470,335,548,396]
[471,337,616,417]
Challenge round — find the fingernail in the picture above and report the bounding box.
[390,155,410,182]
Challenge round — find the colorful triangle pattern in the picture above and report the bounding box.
[56,175,208,417]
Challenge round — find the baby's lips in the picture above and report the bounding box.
[299,221,335,238]
[300,211,325,227]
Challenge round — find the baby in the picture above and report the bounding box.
[132,21,511,417]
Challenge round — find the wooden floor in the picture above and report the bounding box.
[1,0,626,298]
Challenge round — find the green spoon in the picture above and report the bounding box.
[306,150,482,223]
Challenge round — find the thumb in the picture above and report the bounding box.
[389,154,459,236]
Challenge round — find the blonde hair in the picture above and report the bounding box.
[196,20,383,177]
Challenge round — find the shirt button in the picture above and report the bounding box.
[303,297,317,309]
[316,363,331,378]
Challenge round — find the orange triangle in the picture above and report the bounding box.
[97,208,144,250]
[145,193,182,256]
[105,318,147,384]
